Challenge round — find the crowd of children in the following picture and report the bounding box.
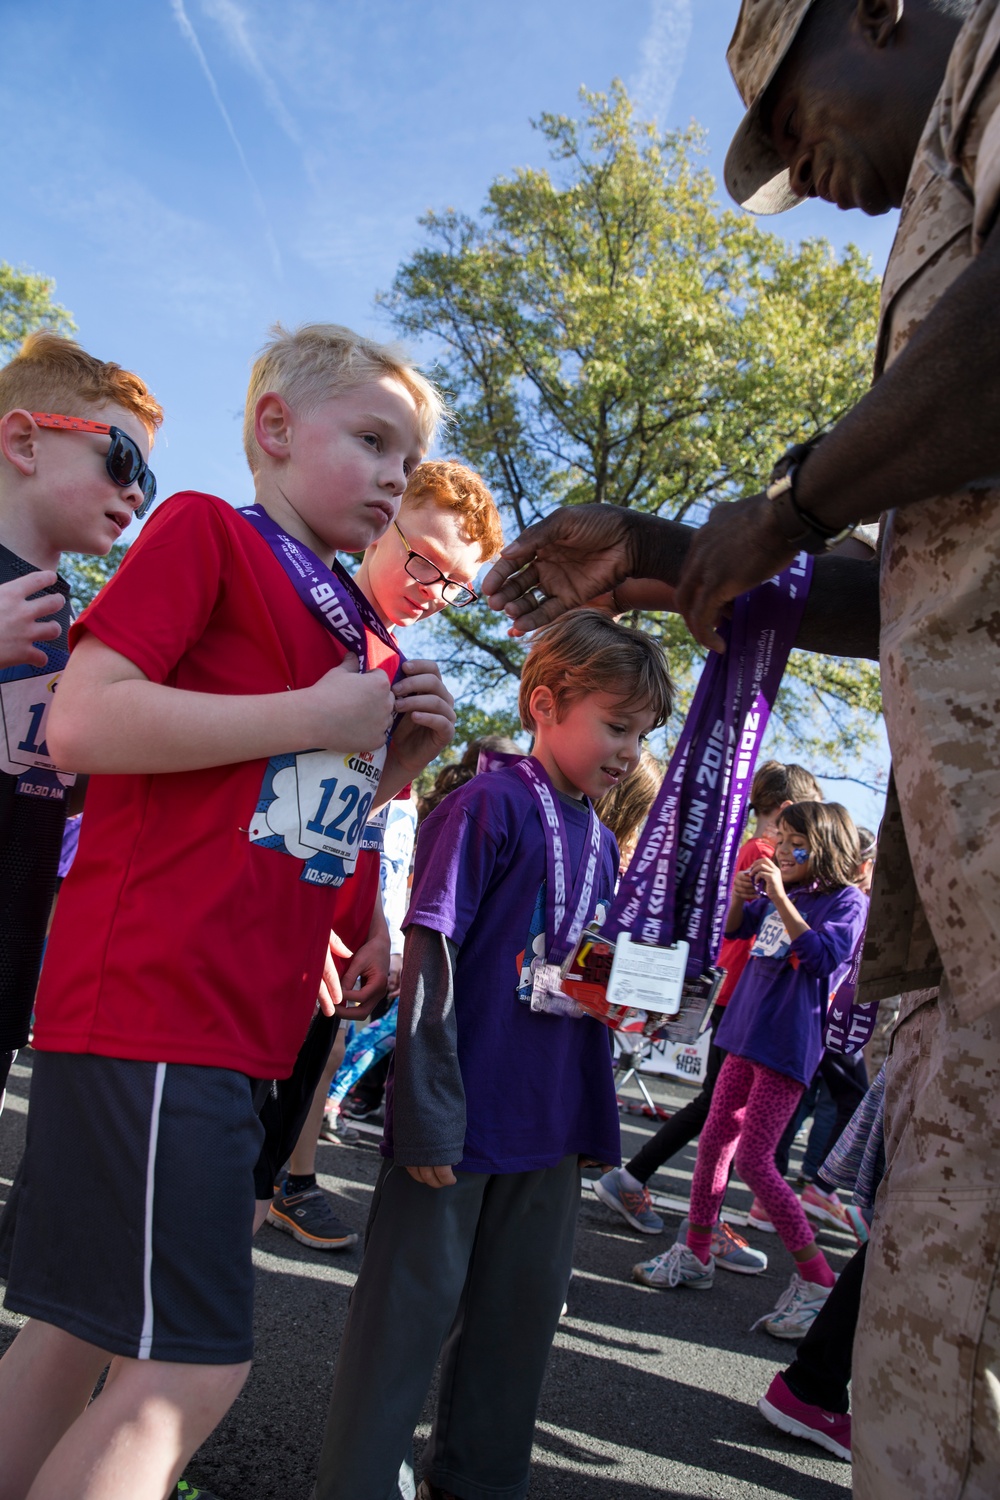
[0,322,877,1500]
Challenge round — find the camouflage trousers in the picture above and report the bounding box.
[853,982,1000,1498]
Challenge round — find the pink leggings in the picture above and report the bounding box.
[690,1053,815,1253]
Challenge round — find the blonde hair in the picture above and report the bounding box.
[0,332,163,439]
[242,322,446,472]
[401,459,503,562]
[595,748,663,868]
[519,609,674,733]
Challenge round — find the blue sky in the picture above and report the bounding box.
[4,0,896,825]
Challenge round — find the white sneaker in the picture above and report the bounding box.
[753,1271,834,1340]
[632,1240,715,1290]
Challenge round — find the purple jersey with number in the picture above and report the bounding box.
[715,883,868,1085]
[393,765,621,1173]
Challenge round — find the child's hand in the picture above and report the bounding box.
[389,660,456,773]
[750,856,785,902]
[0,573,63,668]
[406,1164,458,1188]
[307,654,395,752]
[732,869,757,902]
[332,925,391,1020]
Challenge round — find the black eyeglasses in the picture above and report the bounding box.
[394,521,478,607]
[31,411,157,519]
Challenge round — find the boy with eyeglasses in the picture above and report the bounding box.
[0,323,455,1500]
[0,332,163,1114]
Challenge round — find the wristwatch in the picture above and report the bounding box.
[766,463,859,555]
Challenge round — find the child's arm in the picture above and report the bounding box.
[751,857,811,940]
[391,923,466,1189]
[788,888,868,977]
[0,572,63,669]
[46,633,395,775]
[724,868,758,935]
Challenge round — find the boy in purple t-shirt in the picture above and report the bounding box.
[312,610,673,1500]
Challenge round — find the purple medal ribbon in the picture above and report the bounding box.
[238,505,404,679]
[824,922,878,1055]
[605,555,813,978]
[511,757,604,967]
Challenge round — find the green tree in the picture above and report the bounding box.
[0,261,75,360]
[382,83,884,782]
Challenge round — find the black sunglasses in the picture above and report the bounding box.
[31,411,157,519]
[393,520,478,607]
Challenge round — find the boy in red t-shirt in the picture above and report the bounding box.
[594,760,822,1261]
[0,324,455,1500]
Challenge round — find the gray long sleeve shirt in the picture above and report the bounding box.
[389,923,467,1167]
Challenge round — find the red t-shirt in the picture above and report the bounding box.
[714,834,776,1008]
[34,492,400,1077]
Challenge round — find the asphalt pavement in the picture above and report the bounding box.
[1,1053,854,1500]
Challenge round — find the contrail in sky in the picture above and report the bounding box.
[199,0,317,188]
[632,0,694,125]
[168,0,283,278]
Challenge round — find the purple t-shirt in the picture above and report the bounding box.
[389,764,621,1174]
[714,883,868,1086]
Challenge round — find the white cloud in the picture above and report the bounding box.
[169,0,283,277]
[632,0,693,125]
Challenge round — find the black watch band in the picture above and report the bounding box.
[766,464,857,555]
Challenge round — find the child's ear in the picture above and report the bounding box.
[0,410,40,477]
[528,684,556,727]
[255,393,293,461]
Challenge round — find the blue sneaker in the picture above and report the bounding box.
[677,1216,768,1275]
[632,1240,715,1289]
[594,1168,664,1234]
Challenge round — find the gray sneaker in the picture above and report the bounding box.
[267,1184,359,1251]
[632,1240,715,1290]
[594,1168,665,1234]
[676,1216,767,1275]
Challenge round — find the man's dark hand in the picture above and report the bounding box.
[675,494,800,652]
[482,504,642,635]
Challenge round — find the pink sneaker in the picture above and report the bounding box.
[758,1372,851,1461]
[801,1181,851,1230]
[747,1197,776,1233]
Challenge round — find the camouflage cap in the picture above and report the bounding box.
[724,0,818,215]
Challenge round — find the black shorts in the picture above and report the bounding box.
[0,1052,267,1364]
[253,1011,339,1198]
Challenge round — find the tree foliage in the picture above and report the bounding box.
[381,82,884,781]
[0,262,75,361]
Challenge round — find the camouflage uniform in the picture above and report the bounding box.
[726,3,1000,1493]
[851,7,1000,1490]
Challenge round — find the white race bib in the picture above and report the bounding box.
[605,933,688,1017]
[0,672,76,784]
[295,745,387,867]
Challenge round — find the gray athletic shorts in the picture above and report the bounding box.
[0,1052,267,1363]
